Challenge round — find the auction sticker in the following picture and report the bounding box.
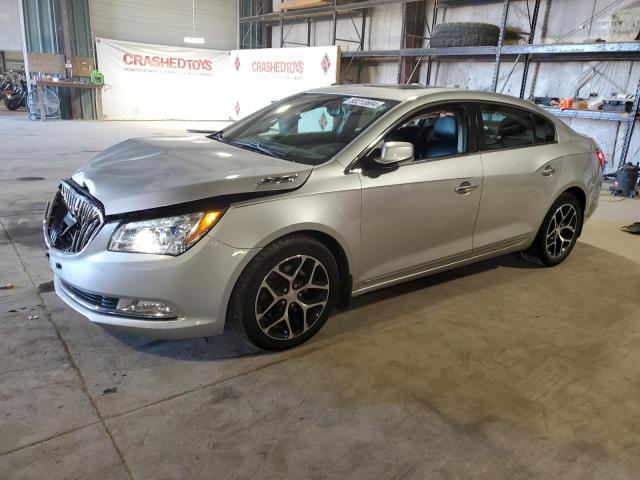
[343,97,386,108]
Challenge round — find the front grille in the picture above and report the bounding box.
[62,281,119,311]
[46,181,104,254]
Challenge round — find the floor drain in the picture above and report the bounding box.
[17,176,45,181]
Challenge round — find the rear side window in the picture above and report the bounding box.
[533,114,555,143]
[479,104,535,150]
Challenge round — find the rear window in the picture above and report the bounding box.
[479,104,535,150]
[533,114,556,143]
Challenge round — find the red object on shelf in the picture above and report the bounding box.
[596,147,606,169]
[559,98,574,110]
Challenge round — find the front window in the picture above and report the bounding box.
[215,93,398,165]
[384,104,468,160]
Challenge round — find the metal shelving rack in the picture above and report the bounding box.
[543,107,632,122]
[239,0,640,168]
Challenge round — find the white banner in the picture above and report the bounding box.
[96,37,230,120]
[96,38,340,121]
[227,46,339,120]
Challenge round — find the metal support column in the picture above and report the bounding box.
[307,17,311,46]
[519,0,541,98]
[425,0,439,86]
[491,0,510,92]
[60,0,78,119]
[618,75,640,168]
[279,13,284,47]
[357,9,366,82]
[397,1,407,83]
[332,8,338,45]
[60,0,73,78]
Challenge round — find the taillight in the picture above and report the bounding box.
[596,148,606,169]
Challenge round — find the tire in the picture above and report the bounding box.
[521,192,583,267]
[430,22,500,48]
[228,235,340,351]
[4,95,22,111]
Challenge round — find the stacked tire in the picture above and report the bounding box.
[430,22,500,48]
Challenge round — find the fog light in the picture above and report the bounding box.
[117,299,177,319]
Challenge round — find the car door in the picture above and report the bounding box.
[472,103,563,253]
[357,102,483,287]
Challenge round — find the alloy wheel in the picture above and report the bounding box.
[545,203,578,259]
[254,255,330,341]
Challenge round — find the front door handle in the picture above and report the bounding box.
[541,165,557,177]
[455,181,479,195]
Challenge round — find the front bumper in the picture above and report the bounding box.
[47,222,256,339]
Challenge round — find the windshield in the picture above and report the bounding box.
[215,93,398,165]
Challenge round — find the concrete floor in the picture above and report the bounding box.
[1,108,640,480]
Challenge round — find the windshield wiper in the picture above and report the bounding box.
[210,133,289,161]
[226,140,286,160]
[189,129,220,134]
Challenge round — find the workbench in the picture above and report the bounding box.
[32,79,104,122]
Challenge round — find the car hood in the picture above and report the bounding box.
[72,136,313,216]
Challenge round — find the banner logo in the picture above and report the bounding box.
[122,53,212,71]
[234,56,241,71]
[319,112,328,130]
[321,53,331,74]
[252,60,304,74]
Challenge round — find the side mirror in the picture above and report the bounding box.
[375,141,414,165]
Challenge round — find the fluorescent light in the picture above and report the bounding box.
[184,36,205,44]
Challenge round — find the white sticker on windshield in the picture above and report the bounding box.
[343,97,386,109]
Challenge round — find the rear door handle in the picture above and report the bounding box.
[541,165,557,177]
[455,181,479,194]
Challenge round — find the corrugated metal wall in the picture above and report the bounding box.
[22,0,63,54]
[90,0,237,50]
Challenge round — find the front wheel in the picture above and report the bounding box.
[521,192,583,267]
[228,235,339,351]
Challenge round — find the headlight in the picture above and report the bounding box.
[108,210,223,255]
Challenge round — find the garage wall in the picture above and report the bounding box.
[269,0,640,169]
[0,0,23,51]
[90,0,237,50]
[425,0,640,169]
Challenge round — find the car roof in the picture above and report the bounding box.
[310,84,457,101]
[308,84,569,129]
[309,84,545,108]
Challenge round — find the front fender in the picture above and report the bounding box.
[211,182,361,281]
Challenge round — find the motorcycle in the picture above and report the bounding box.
[2,72,27,111]
[0,74,12,100]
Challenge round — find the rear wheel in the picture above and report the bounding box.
[228,235,339,351]
[521,192,583,266]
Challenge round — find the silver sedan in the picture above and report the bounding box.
[44,85,603,350]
